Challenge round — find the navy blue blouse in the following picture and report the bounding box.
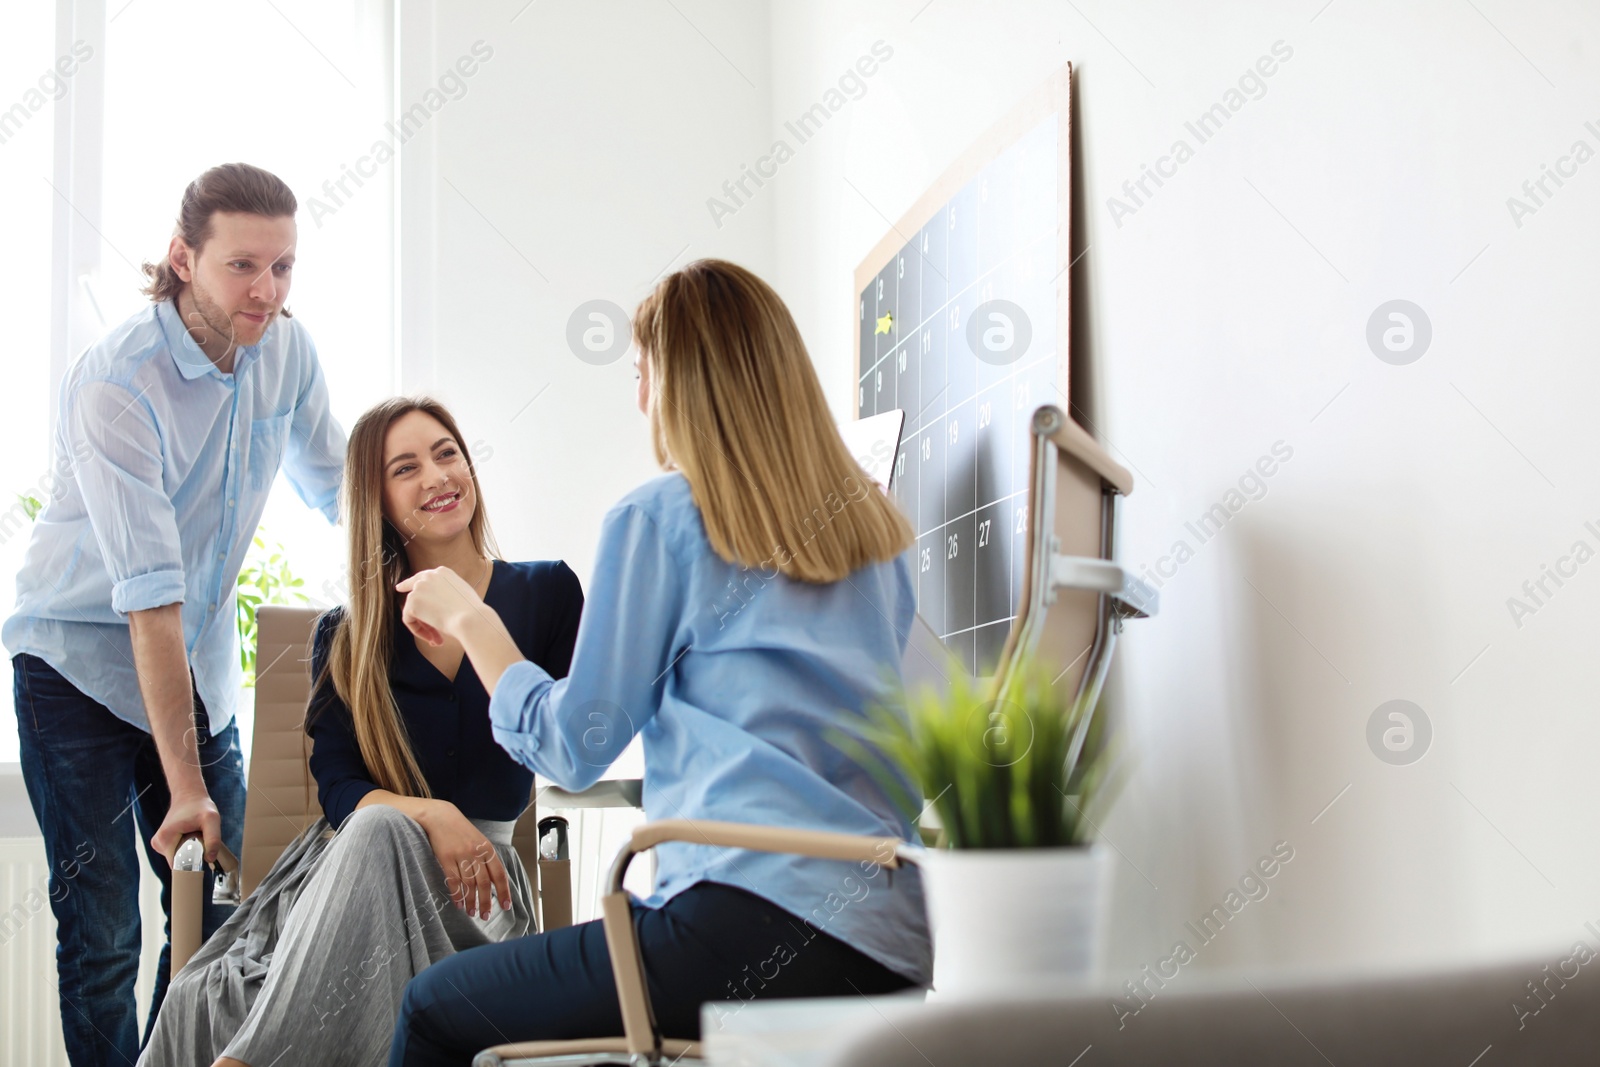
[306,559,583,829]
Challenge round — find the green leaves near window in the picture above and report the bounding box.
[236,527,307,687]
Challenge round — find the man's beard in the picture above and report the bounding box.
[185,278,269,352]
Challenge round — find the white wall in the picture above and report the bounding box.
[403,0,1600,979]
[766,0,1600,979]
[396,0,776,584]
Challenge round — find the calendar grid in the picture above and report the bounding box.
[857,229,1053,384]
[894,349,1055,448]
[856,114,1059,677]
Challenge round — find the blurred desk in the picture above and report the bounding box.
[701,955,1600,1067]
[538,778,642,809]
[699,993,927,1067]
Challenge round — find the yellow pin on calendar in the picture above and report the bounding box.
[874,312,894,335]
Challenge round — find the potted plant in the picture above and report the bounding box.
[845,658,1118,996]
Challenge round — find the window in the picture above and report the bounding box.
[1,0,396,762]
[0,2,66,765]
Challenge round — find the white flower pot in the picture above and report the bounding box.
[917,844,1110,996]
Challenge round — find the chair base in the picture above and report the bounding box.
[474,1036,702,1067]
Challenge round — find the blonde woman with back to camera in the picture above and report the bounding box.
[388,259,932,1066]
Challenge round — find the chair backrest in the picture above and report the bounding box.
[247,605,326,896]
[248,605,565,924]
[992,407,1131,702]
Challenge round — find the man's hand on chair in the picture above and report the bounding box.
[154,786,223,868]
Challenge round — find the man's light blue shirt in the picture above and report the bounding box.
[490,472,933,985]
[3,298,345,734]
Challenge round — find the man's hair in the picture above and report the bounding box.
[140,163,297,310]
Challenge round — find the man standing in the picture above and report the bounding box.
[4,162,346,1064]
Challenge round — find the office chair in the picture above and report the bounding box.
[170,605,574,974]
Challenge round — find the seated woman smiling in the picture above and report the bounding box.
[138,396,583,1067]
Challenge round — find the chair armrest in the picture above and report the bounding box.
[628,818,904,868]
[170,841,241,974]
[598,819,910,1059]
[1049,557,1159,620]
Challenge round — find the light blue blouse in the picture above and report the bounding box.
[489,472,932,984]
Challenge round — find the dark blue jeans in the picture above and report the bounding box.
[13,652,247,1066]
[389,880,918,1066]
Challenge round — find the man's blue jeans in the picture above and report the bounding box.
[12,652,247,1066]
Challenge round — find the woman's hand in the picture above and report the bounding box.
[399,567,528,696]
[416,799,513,920]
[396,566,484,647]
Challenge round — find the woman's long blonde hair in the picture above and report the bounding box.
[314,396,498,797]
[633,259,912,582]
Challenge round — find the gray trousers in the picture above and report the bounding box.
[137,803,534,1067]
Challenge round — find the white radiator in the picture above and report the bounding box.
[0,836,69,1067]
[0,835,167,1067]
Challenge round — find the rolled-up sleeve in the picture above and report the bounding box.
[490,504,685,791]
[282,341,346,523]
[67,379,186,615]
[305,611,379,827]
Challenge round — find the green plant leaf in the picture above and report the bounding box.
[235,523,312,689]
[840,652,1114,850]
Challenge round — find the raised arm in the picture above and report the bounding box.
[482,505,685,791]
[397,504,686,793]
